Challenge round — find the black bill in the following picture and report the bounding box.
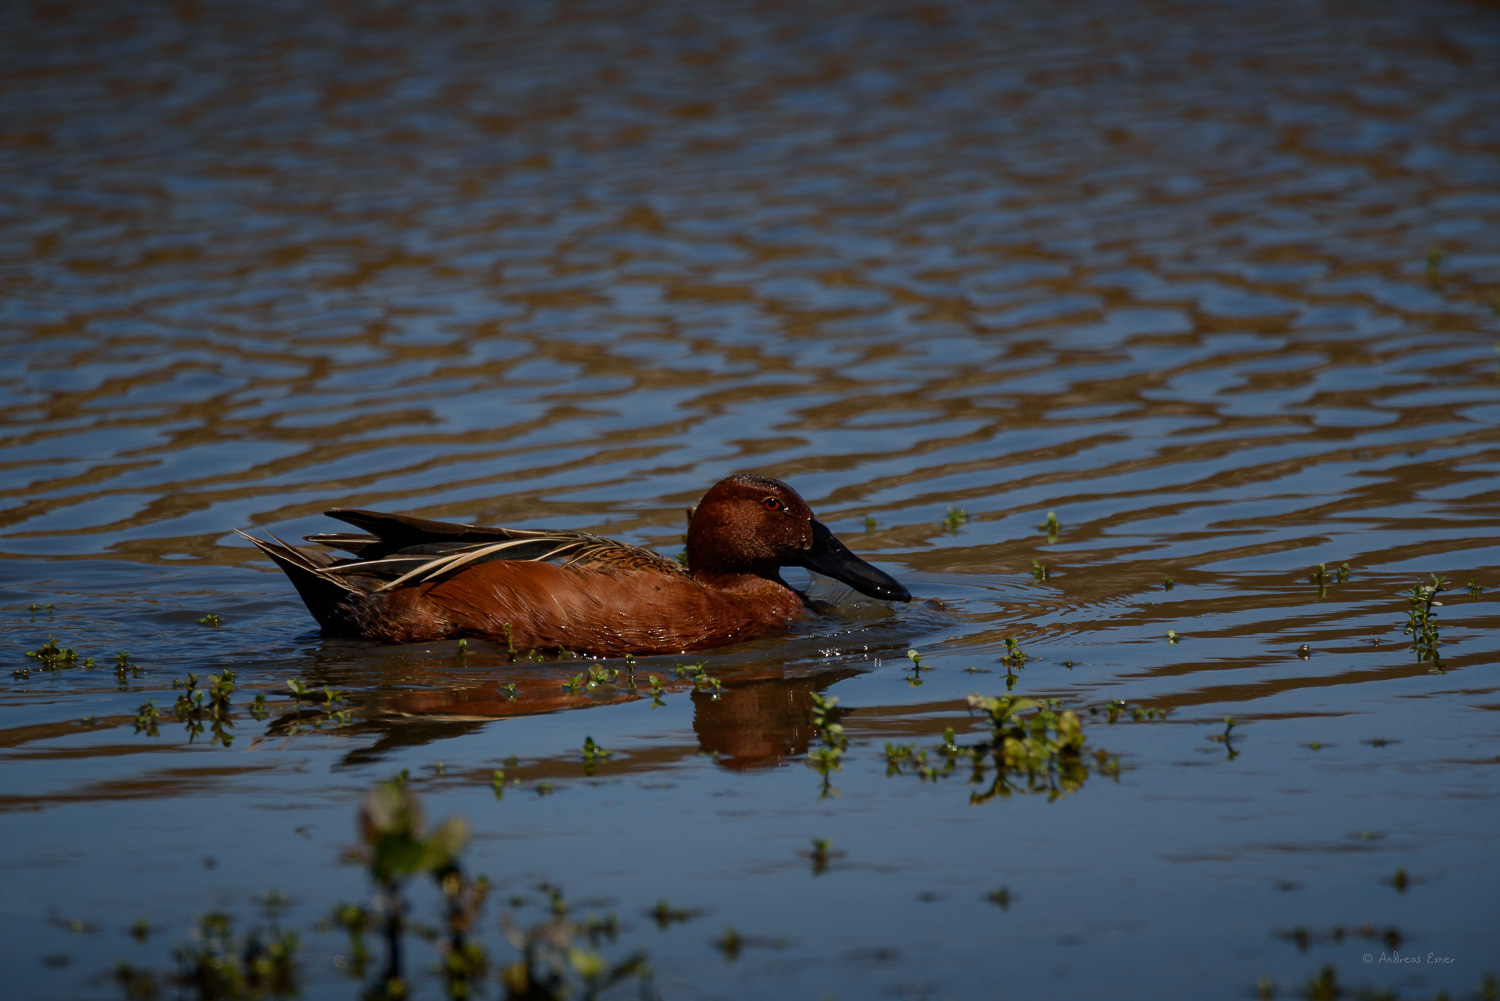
[797,519,912,602]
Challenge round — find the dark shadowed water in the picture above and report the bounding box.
[3,0,1499,998]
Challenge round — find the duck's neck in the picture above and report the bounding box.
[692,567,807,605]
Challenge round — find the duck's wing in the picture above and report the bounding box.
[305,508,685,592]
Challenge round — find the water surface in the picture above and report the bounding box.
[3,0,1499,998]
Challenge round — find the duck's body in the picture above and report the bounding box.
[242,475,909,658]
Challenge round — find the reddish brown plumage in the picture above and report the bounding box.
[242,474,910,657]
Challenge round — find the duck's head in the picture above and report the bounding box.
[685,474,911,602]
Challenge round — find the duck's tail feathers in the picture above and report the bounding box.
[236,530,366,630]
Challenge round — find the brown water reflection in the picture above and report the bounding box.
[3,0,1500,998]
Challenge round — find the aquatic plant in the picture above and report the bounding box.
[350,779,470,993]
[325,902,373,978]
[942,506,968,535]
[24,635,92,672]
[198,613,222,628]
[1164,578,1174,590]
[645,674,665,708]
[1469,578,1483,597]
[119,908,300,1000]
[885,694,1111,801]
[713,927,742,962]
[904,648,933,687]
[1000,638,1027,690]
[1097,700,1167,724]
[1403,575,1447,671]
[863,516,877,533]
[673,662,722,699]
[1031,559,1049,582]
[172,670,237,747]
[581,736,612,776]
[134,700,161,737]
[805,838,841,876]
[115,650,143,685]
[807,691,848,798]
[1038,510,1061,543]
[1207,717,1238,760]
[648,901,701,929]
[962,694,1092,802]
[498,886,652,1000]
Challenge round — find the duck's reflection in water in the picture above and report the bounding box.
[267,653,861,772]
[691,672,855,770]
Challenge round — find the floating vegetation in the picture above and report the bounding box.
[961,695,1103,802]
[942,506,968,535]
[351,779,470,993]
[1425,244,1442,282]
[497,682,519,702]
[674,662,722,699]
[713,926,742,962]
[27,636,91,670]
[115,650,143,684]
[1308,562,1351,597]
[581,736,612,775]
[986,887,1011,910]
[804,838,841,876]
[114,906,299,1001]
[1000,638,1027,690]
[1469,577,1483,597]
[1164,578,1174,591]
[886,696,1110,802]
[807,691,848,798]
[134,700,161,737]
[1031,559,1049,582]
[172,670,237,747]
[283,678,352,729]
[198,613,222,628]
[1167,630,1181,644]
[863,515,877,533]
[1207,717,1239,760]
[495,881,651,1000]
[1038,510,1061,543]
[904,648,933,687]
[1402,575,1447,671]
[28,602,54,616]
[648,900,701,929]
[645,674,666,708]
[1097,700,1168,724]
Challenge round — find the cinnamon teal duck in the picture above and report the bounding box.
[241,474,910,657]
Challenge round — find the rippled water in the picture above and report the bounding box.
[4,0,1500,997]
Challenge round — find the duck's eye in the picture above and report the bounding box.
[762,497,783,512]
